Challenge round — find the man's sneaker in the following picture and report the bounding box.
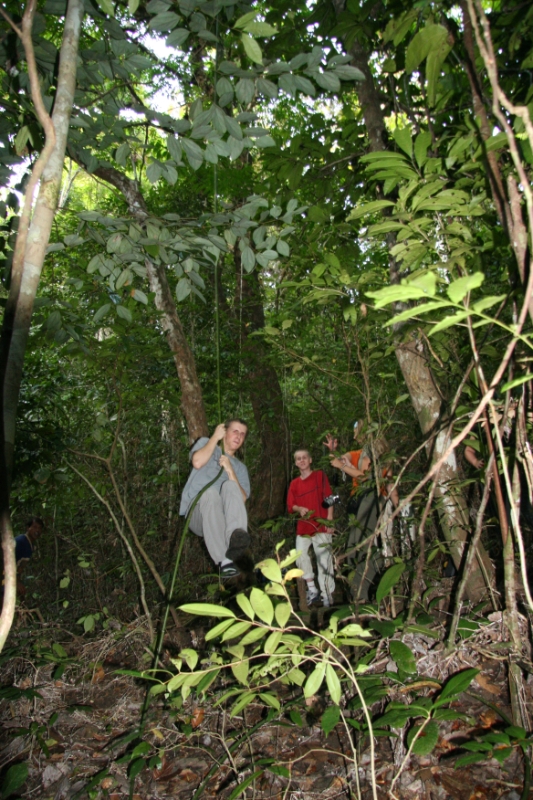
[306,590,321,607]
[220,562,239,580]
[225,528,250,562]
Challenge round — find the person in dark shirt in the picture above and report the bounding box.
[1,516,44,603]
[15,517,44,597]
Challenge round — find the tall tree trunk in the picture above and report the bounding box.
[1,0,84,483]
[0,0,84,651]
[89,166,208,443]
[234,253,288,520]
[332,0,495,603]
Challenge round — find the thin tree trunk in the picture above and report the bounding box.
[1,0,83,482]
[0,0,84,652]
[333,0,495,603]
[89,165,208,443]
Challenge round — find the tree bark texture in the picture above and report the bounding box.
[2,0,84,482]
[234,253,289,520]
[90,165,208,443]
[460,0,533,324]
[333,0,495,602]
[0,0,83,652]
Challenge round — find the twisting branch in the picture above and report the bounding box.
[68,400,180,628]
[0,0,57,653]
[466,0,533,321]
[66,461,154,642]
[0,0,57,386]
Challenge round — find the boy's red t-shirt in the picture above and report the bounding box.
[287,470,332,536]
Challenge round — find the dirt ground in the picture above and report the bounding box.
[1,606,532,800]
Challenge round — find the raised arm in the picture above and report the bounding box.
[329,453,367,480]
[191,423,226,469]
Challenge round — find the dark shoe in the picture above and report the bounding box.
[220,562,239,580]
[306,590,321,607]
[225,528,250,562]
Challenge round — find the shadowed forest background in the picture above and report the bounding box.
[1,0,533,797]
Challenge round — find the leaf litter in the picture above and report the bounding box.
[0,608,532,800]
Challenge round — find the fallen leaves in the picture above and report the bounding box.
[191,706,204,729]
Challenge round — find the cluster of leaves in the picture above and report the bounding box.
[122,549,508,778]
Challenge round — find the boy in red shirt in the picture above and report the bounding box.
[287,449,335,607]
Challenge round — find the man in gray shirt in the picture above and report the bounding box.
[180,419,251,579]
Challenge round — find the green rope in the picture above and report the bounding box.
[130,19,229,797]
[136,5,225,746]
[214,11,222,422]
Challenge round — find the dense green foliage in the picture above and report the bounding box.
[1,0,533,793]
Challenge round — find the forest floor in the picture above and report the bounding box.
[1,600,532,800]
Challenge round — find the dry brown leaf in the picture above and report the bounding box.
[153,756,179,782]
[191,707,205,729]
[435,737,455,752]
[480,709,499,727]
[100,777,114,790]
[92,666,106,683]
[179,768,199,782]
[399,680,441,693]
[474,674,500,695]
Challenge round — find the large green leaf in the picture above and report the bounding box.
[347,200,395,220]
[231,659,250,686]
[205,618,236,641]
[1,762,28,799]
[393,126,413,158]
[275,601,291,628]
[376,562,406,603]
[179,603,236,618]
[389,640,417,675]
[304,662,326,698]
[436,668,479,705]
[236,593,255,620]
[386,300,449,326]
[407,720,440,755]
[405,24,449,74]
[236,77,256,104]
[249,588,274,625]
[149,11,181,31]
[227,769,263,799]
[244,22,277,37]
[315,71,341,93]
[264,630,282,654]
[321,703,340,736]
[446,272,484,303]
[241,34,263,65]
[325,664,342,705]
[221,621,253,642]
[257,558,282,583]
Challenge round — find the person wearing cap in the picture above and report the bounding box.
[326,425,398,601]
